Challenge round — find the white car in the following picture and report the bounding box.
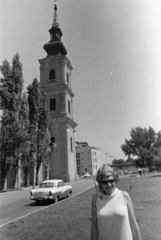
[83,173,90,178]
[30,179,72,204]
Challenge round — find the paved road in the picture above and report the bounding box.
[0,179,94,227]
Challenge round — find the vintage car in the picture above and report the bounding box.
[30,179,72,204]
[82,173,90,178]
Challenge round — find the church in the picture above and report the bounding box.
[0,1,78,190]
[39,1,78,182]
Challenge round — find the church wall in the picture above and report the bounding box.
[39,56,67,88]
[49,125,62,179]
[67,127,76,181]
[65,92,73,119]
[39,4,77,182]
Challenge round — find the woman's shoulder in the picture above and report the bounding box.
[122,190,130,198]
[120,190,132,204]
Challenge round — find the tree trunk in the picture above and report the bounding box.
[1,151,9,190]
[2,166,9,190]
[47,164,50,180]
[26,171,29,187]
[24,167,29,187]
[36,165,40,185]
[44,164,50,180]
[13,159,20,189]
[14,176,20,189]
[3,177,7,190]
[13,168,18,189]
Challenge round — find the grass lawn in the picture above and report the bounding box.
[0,173,161,240]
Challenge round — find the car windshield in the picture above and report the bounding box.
[39,182,56,188]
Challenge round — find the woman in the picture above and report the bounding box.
[91,164,141,240]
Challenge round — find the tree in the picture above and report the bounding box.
[36,90,50,184]
[112,159,125,165]
[40,129,51,181]
[121,126,158,167]
[0,53,25,189]
[126,157,135,163]
[27,79,50,185]
[0,54,51,189]
[0,110,12,189]
[18,93,30,187]
[27,79,40,187]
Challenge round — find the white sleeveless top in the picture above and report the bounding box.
[96,188,133,240]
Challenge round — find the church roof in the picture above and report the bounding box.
[43,1,67,56]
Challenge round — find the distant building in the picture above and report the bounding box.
[76,142,112,176]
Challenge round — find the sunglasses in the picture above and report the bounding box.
[101,179,115,185]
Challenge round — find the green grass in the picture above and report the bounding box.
[0,173,161,240]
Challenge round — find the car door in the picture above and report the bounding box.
[57,181,63,198]
[60,181,69,198]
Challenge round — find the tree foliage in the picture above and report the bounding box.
[0,53,25,188]
[27,78,50,185]
[18,93,30,187]
[121,126,160,167]
[112,159,125,165]
[0,54,50,189]
[0,54,23,111]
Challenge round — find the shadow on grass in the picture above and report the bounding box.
[25,198,66,207]
[25,201,55,207]
[147,174,161,178]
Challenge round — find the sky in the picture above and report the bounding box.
[1,0,161,161]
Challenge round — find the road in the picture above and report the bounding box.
[0,178,94,227]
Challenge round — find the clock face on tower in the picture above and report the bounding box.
[49,60,55,65]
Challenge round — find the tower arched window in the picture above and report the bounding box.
[70,137,73,152]
[49,69,55,80]
[67,72,69,85]
[68,100,71,113]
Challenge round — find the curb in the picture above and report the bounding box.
[0,186,34,196]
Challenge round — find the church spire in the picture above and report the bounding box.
[52,0,59,28]
[43,0,67,56]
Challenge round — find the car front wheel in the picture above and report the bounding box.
[36,200,40,205]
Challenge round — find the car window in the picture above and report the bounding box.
[39,182,56,188]
[61,181,64,186]
[57,182,62,187]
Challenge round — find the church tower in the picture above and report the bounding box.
[39,1,77,182]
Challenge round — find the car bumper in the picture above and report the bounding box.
[30,196,55,201]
